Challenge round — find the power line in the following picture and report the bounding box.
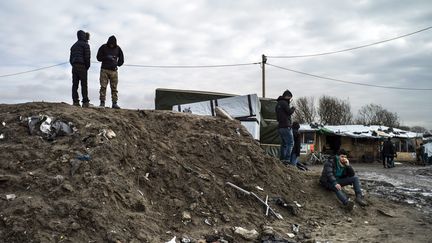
[123,62,260,68]
[0,62,68,78]
[266,63,432,91]
[267,26,432,58]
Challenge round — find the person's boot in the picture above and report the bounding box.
[343,199,354,212]
[112,102,120,109]
[73,102,80,107]
[355,196,368,206]
[82,102,90,108]
[99,101,105,107]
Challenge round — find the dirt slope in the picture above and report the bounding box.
[0,102,431,243]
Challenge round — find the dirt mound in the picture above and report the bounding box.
[0,102,431,243]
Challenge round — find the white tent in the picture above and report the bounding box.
[172,94,261,139]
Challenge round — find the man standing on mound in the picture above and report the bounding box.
[97,35,124,109]
[275,90,295,164]
[69,30,91,107]
[320,149,368,211]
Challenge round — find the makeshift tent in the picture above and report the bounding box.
[172,94,261,140]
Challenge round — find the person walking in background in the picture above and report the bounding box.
[382,137,396,168]
[69,30,91,107]
[275,90,295,165]
[97,35,124,109]
[320,149,368,211]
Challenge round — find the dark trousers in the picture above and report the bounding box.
[72,64,89,103]
[321,176,363,204]
[278,127,293,162]
[383,155,394,168]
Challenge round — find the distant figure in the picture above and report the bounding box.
[320,149,368,210]
[275,90,295,164]
[69,30,91,107]
[290,121,301,166]
[382,137,396,168]
[97,35,124,109]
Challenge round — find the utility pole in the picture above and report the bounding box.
[261,54,267,98]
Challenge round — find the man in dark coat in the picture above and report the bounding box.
[382,137,396,168]
[320,149,367,210]
[97,35,124,109]
[275,90,295,164]
[69,30,91,107]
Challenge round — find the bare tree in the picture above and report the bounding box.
[356,104,400,127]
[292,96,316,124]
[410,126,428,133]
[318,95,353,125]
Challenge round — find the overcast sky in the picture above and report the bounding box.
[0,0,431,128]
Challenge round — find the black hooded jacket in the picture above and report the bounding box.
[275,96,295,128]
[97,36,124,71]
[69,30,91,69]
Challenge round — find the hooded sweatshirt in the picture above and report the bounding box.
[69,30,91,69]
[275,96,295,128]
[97,35,124,71]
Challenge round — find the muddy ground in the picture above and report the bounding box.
[0,102,431,243]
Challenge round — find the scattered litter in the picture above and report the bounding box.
[182,211,192,221]
[292,224,300,234]
[255,186,264,191]
[137,190,144,196]
[364,221,369,224]
[226,182,283,219]
[286,233,295,238]
[235,128,241,135]
[293,201,302,208]
[0,134,4,140]
[165,236,176,243]
[99,128,116,140]
[204,218,212,226]
[180,237,191,243]
[6,194,16,201]
[347,217,353,222]
[144,173,150,181]
[2,122,5,126]
[234,227,259,240]
[25,115,74,140]
[77,154,91,161]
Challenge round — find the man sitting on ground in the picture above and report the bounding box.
[319,149,368,210]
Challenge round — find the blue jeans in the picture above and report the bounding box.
[290,153,298,166]
[322,176,363,204]
[278,127,293,162]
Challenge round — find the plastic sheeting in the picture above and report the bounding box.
[26,115,74,140]
[172,94,261,140]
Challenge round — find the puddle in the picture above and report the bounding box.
[358,167,432,214]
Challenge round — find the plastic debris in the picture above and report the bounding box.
[165,236,176,243]
[6,194,16,200]
[25,115,74,140]
[100,128,116,140]
[286,233,295,238]
[2,122,5,126]
[77,154,91,161]
[293,201,302,208]
[0,134,4,140]
[234,227,259,240]
[292,224,300,234]
[256,186,264,191]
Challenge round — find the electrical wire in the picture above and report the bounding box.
[266,63,432,91]
[0,62,68,78]
[267,26,432,58]
[123,62,261,68]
